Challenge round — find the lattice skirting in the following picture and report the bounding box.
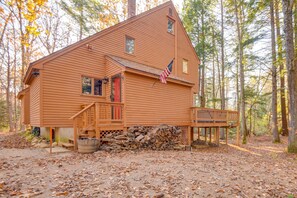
[99,130,123,139]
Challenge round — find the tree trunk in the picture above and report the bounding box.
[17,2,26,90]
[0,13,12,46]
[270,0,280,143]
[220,0,225,110]
[212,27,216,109]
[282,0,297,152]
[6,43,14,132]
[220,0,225,139]
[294,0,297,45]
[234,0,247,143]
[275,0,289,136]
[200,1,206,107]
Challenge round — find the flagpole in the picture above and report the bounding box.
[152,58,175,87]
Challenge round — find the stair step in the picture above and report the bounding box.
[79,134,89,137]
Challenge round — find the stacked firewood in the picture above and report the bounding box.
[100,125,182,151]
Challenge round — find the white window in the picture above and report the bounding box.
[167,19,174,34]
[125,36,135,54]
[183,59,188,74]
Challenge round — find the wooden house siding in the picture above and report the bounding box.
[125,72,191,126]
[20,89,30,125]
[22,2,199,128]
[42,48,107,127]
[30,77,41,126]
[177,22,199,92]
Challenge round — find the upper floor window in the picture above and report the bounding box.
[82,76,103,96]
[125,36,135,54]
[167,19,174,34]
[183,59,188,74]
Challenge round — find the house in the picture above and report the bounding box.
[18,0,239,147]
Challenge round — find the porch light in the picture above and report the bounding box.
[32,70,40,77]
[103,76,109,84]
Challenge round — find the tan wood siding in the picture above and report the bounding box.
[20,89,30,125]
[176,19,199,92]
[125,72,191,126]
[31,3,199,127]
[30,77,40,126]
[42,49,107,127]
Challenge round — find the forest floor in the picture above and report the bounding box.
[0,132,297,198]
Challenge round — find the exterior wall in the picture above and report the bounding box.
[40,127,74,141]
[176,19,199,93]
[125,72,191,126]
[56,127,74,140]
[20,90,30,125]
[42,49,107,127]
[32,3,199,127]
[30,76,41,126]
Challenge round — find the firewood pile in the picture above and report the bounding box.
[100,125,183,151]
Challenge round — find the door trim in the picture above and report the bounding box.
[110,74,122,102]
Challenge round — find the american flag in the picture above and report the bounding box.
[160,59,174,84]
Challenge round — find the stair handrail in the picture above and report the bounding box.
[69,102,95,120]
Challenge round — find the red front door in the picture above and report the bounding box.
[111,75,121,119]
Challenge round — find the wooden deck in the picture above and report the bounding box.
[70,102,239,149]
[190,107,239,128]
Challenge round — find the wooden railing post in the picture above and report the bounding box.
[123,104,126,127]
[95,103,100,139]
[226,111,229,126]
[73,118,77,150]
[190,108,193,125]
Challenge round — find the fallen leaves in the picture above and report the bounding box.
[0,133,297,197]
[0,132,32,149]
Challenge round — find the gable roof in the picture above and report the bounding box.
[17,87,29,99]
[24,1,200,84]
[107,55,194,86]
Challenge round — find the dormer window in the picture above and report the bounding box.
[167,19,174,34]
[125,36,135,54]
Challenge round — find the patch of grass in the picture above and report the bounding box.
[43,134,50,142]
[242,136,247,144]
[287,194,294,198]
[273,139,281,144]
[288,142,297,153]
[58,137,69,143]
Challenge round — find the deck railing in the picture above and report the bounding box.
[70,102,124,148]
[190,107,239,127]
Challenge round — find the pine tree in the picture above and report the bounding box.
[282,0,297,152]
[270,0,280,143]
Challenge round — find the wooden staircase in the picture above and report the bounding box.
[70,102,125,149]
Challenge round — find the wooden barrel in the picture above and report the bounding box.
[77,138,100,153]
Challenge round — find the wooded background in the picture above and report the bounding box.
[1,0,297,151]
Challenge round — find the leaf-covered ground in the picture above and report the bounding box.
[0,133,297,197]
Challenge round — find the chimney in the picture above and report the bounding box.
[128,0,136,18]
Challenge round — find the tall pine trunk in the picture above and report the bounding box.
[282,0,297,152]
[200,1,206,107]
[275,0,289,136]
[270,0,280,143]
[220,0,225,139]
[6,42,14,132]
[234,0,247,143]
[212,27,216,109]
